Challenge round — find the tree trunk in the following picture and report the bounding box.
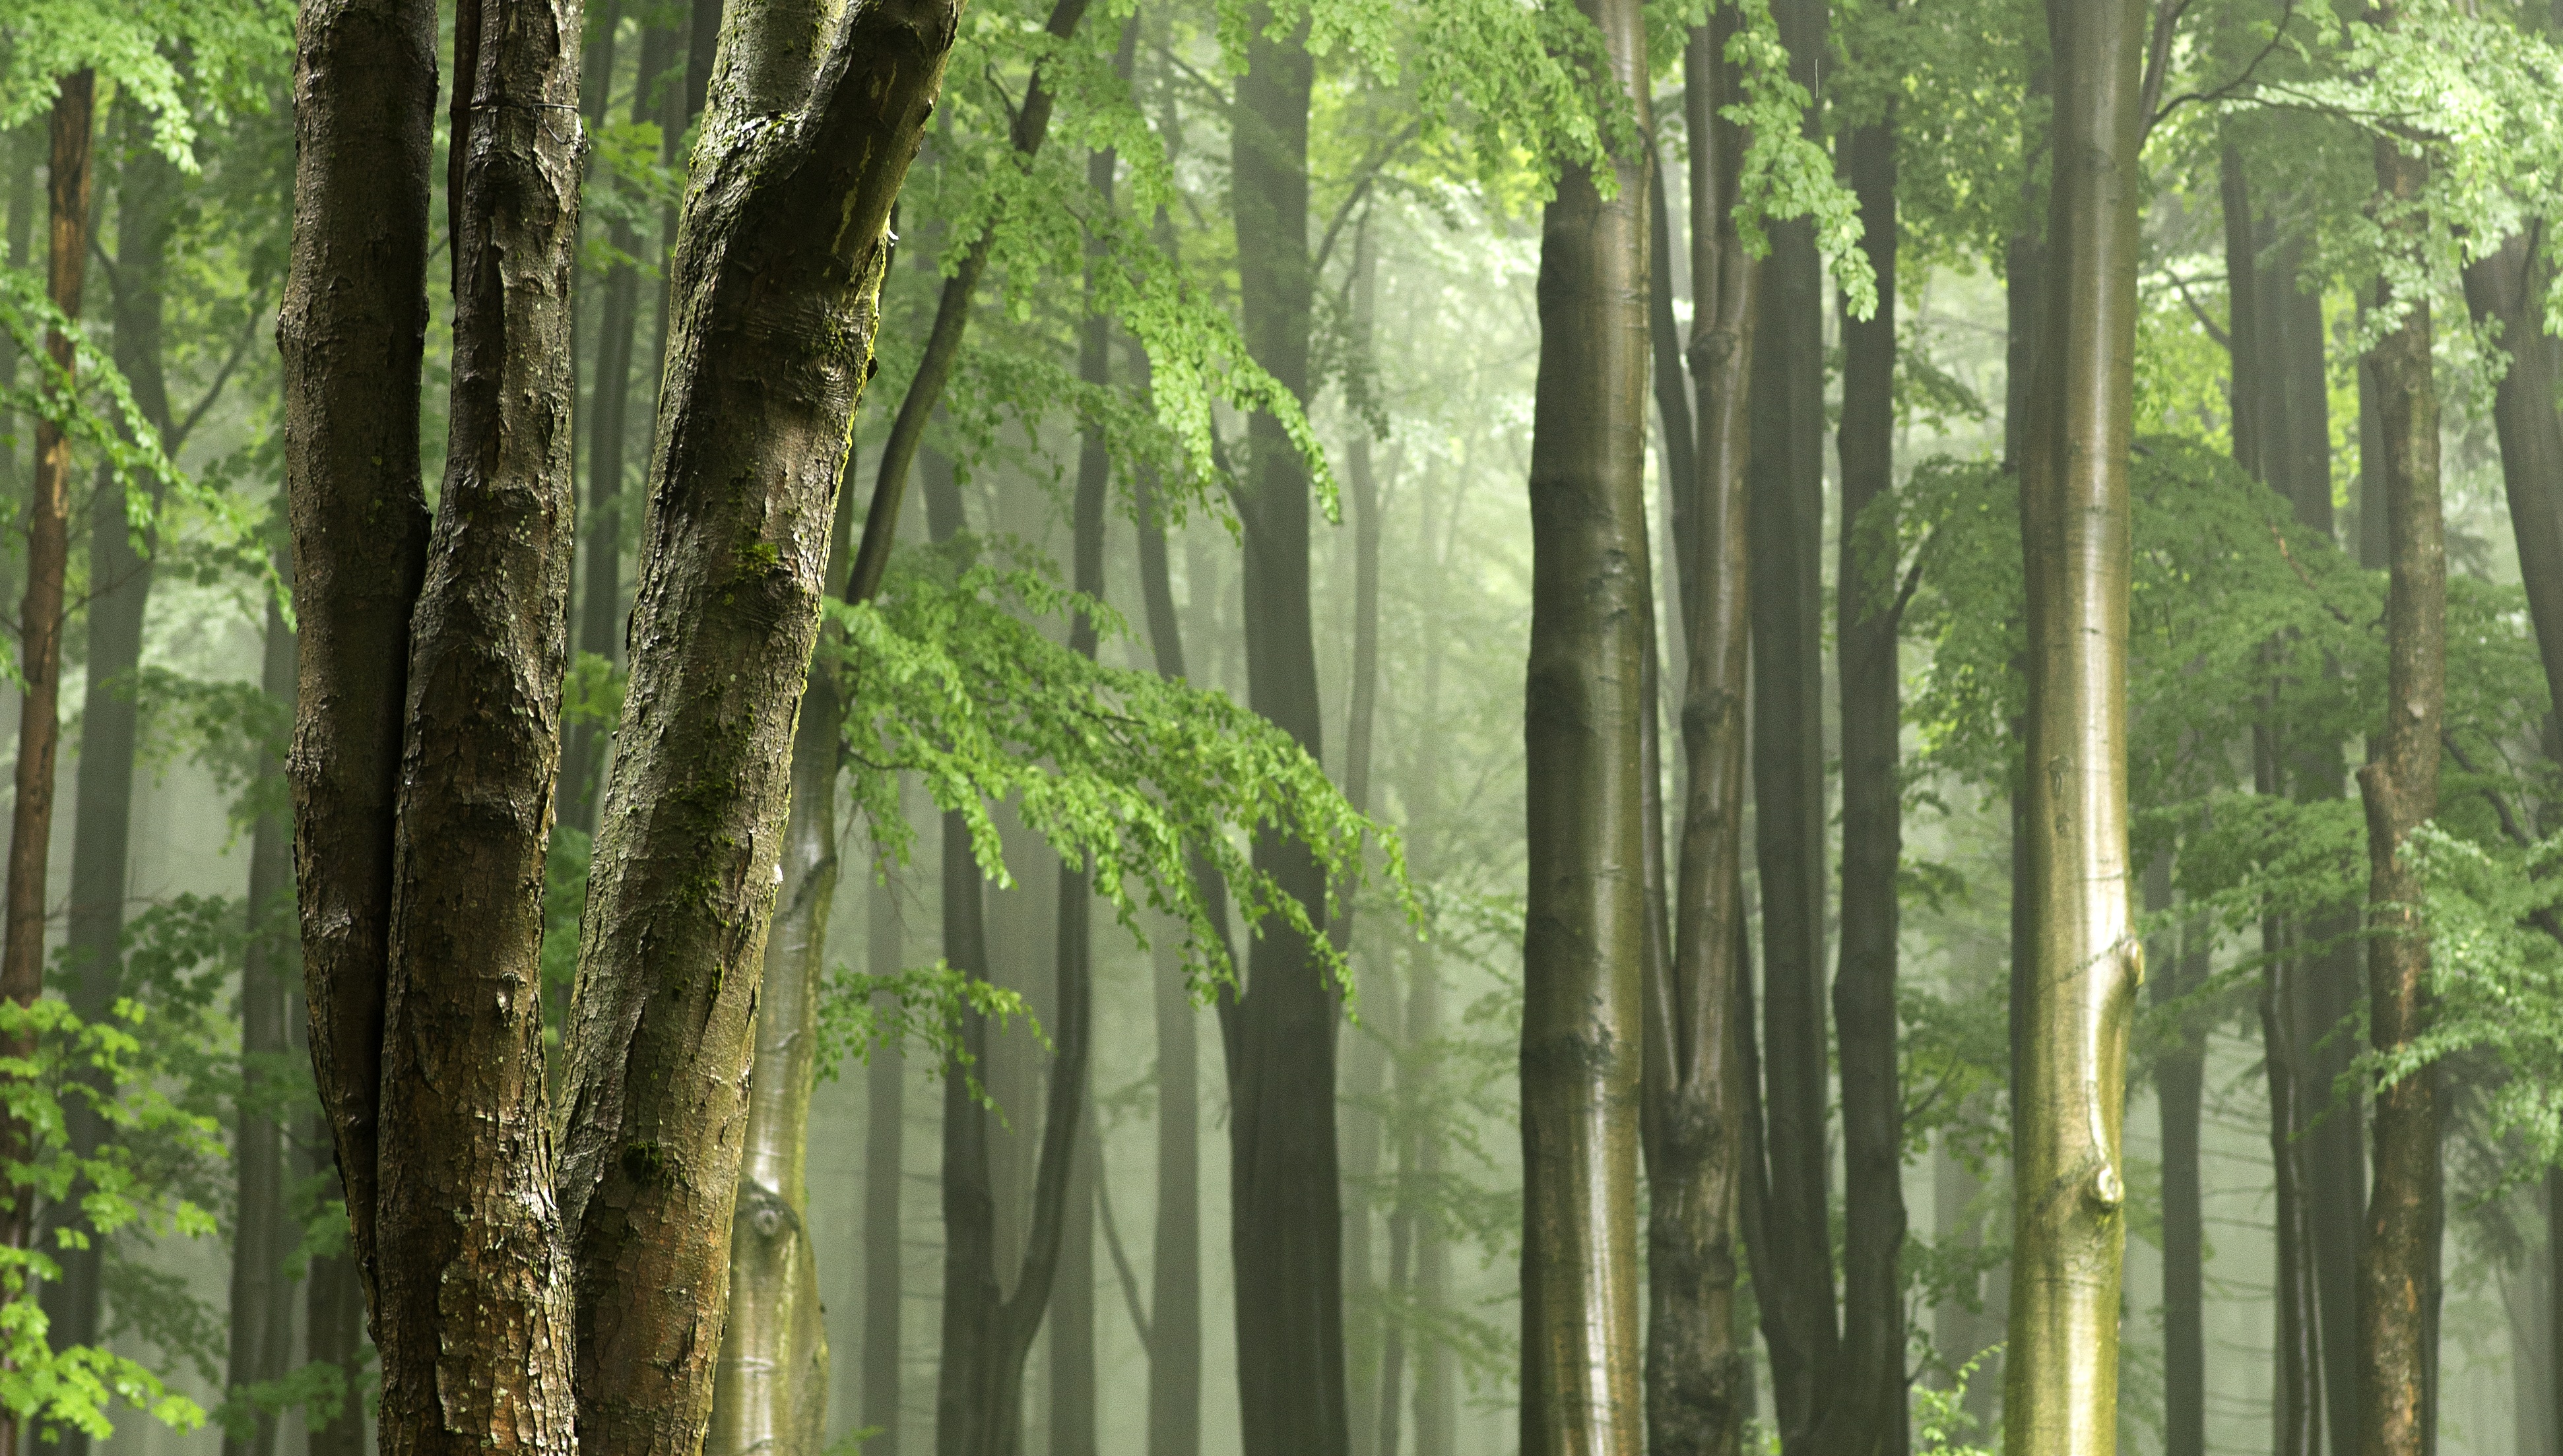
[2152,856,2207,1456]
[1223,13,1353,1456]
[369,3,587,1452]
[2005,6,2147,1455]
[560,16,683,836]
[1645,20,1756,1456]
[1519,0,1650,1445]
[2463,232,2563,732]
[222,594,301,1456]
[1815,86,1906,1456]
[1130,469,1210,1456]
[2353,54,2445,1456]
[863,867,909,1456]
[280,0,439,1335]
[1743,3,1840,1441]
[552,5,961,1451]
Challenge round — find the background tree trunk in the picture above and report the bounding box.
[552,4,962,1449]
[2354,65,2445,1456]
[1817,85,1906,1456]
[2005,6,2146,1456]
[1518,0,1650,1445]
[1645,17,1757,1456]
[863,865,908,1456]
[2152,858,2207,1456]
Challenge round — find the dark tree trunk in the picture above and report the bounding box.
[1815,88,1906,1456]
[2006,6,2146,1455]
[1518,0,1650,1446]
[368,3,587,1451]
[559,16,683,836]
[280,0,438,1337]
[1223,13,1352,1456]
[2352,65,2445,1456]
[552,5,962,1451]
[222,594,302,1456]
[2464,232,2563,733]
[862,868,908,1456]
[2152,856,2207,1456]
[0,90,96,1397]
[1743,4,1840,1444]
[1645,19,1757,1456]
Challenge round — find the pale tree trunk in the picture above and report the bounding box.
[862,861,909,1456]
[2005,6,2146,1456]
[552,2,962,1450]
[1815,77,1906,1456]
[1518,0,1650,1443]
[1644,14,1757,1456]
[368,1,587,1451]
[0,93,96,1427]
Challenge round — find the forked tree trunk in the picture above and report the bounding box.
[1817,80,1906,1456]
[1518,0,1649,1445]
[2005,6,2147,1455]
[552,3,962,1450]
[1644,15,1756,1456]
[2354,34,2446,1456]
[368,3,587,1451]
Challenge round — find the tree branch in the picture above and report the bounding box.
[2149,0,2298,139]
[1094,1158,1153,1354]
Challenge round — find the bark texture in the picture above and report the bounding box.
[1518,0,1650,1446]
[2354,80,2445,1456]
[1645,18,1757,1456]
[1815,86,1906,1456]
[2004,6,2147,1455]
[553,4,961,1451]
[280,0,438,1325]
[371,1,587,1450]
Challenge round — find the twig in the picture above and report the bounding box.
[2170,274,2232,351]
[2441,733,2563,947]
[170,301,268,457]
[2266,521,2355,626]
[1094,1159,1153,1354]
[2150,0,2299,138]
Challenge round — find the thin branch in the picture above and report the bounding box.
[1883,530,1933,637]
[2441,733,2563,947]
[2266,522,2355,625]
[1310,122,1420,282]
[170,302,267,457]
[2170,274,2233,351]
[1094,1158,1153,1354]
[2149,0,2298,139]
[2139,0,2191,127]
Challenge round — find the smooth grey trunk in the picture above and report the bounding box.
[2152,854,2206,1456]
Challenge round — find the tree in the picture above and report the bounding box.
[1518,0,1650,1448]
[2003,5,2147,1455]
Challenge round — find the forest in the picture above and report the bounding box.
[0,0,2559,1453]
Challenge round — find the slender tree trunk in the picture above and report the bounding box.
[863,866,908,1456]
[553,6,961,1451]
[2153,856,2207,1456]
[2353,49,2445,1456]
[369,3,588,1452]
[1221,12,1353,1455]
[2464,232,2563,729]
[2005,6,2146,1456]
[560,16,682,835]
[1519,0,1650,1445]
[1742,3,1840,1441]
[1815,86,1906,1456]
[1644,20,1756,1456]
[2550,1169,2562,1456]
[1131,471,1209,1456]
[223,594,302,1456]
[281,0,439,1341]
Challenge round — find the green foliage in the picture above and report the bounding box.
[813,961,1037,1107]
[830,540,1404,998]
[0,0,292,169]
[2391,826,2563,1178]
[1912,1347,1999,1456]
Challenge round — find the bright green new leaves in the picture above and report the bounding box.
[2393,826,2563,1176]
[830,542,1404,998]
[0,0,291,170]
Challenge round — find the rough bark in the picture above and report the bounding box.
[369,2,587,1451]
[1645,16,1757,1456]
[1815,88,1906,1456]
[223,595,302,1456]
[552,3,962,1450]
[560,16,684,836]
[1518,0,1650,1445]
[1743,3,1840,1443]
[2152,857,2207,1456]
[862,868,908,1456]
[1223,11,1352,1455]
[2005,6,2147,1455]
[280,0,438,1329]
[2353,64,2445,1456]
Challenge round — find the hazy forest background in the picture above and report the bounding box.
[2,1,2562,1455]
